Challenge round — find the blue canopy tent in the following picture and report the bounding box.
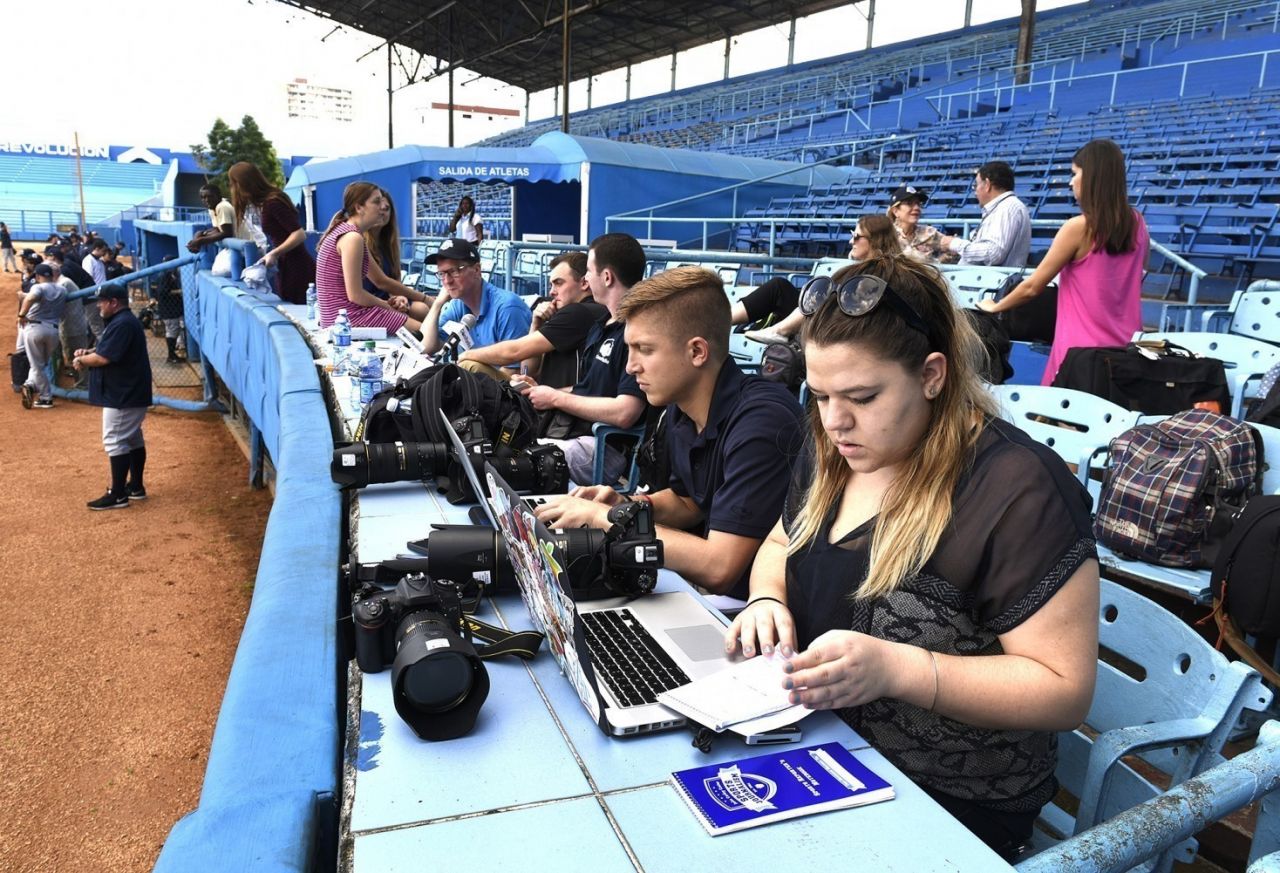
[285,132,858,248]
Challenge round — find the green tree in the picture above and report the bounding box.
[190,114,284,192]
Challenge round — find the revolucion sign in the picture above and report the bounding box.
[436,165,532,179]
[0,142,111,158]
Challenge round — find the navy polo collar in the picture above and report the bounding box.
[672,358,746,444]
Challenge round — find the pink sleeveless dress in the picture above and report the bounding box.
[1042,211,1148,385]
[315,221,408,331]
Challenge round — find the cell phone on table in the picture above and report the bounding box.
[743,725,802,745]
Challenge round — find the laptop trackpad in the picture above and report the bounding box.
[665,625,729,662]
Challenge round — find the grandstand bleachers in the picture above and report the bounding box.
[0,154,171,233]
[473,0,1280,287]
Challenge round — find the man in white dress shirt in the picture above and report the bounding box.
[943,161,1031,267]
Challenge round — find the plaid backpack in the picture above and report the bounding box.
[1094,410,1263,568]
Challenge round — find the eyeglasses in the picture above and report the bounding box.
[850,232,864,242]
[798,275,934,348]
[434,264,474,281]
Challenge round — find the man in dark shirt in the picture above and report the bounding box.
[518,234,649,484]
[458,251,606,388]
[47,247,100,342]
[72,283,154,510]
[536,266,806,597]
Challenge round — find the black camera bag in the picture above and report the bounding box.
[1051,341,1231,415]
[1211,496,1280,637]
[962,309,1013,384]
[995,272,1057,344]
[9,350,29,391]
[358,363,540,454]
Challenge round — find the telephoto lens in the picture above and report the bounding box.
[330,441,449,488]
[391,610,489,740]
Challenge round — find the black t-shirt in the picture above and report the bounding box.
[782,416,1095,814]
[665,361,806,598]
[59,258,94,290]
[544,319,646,439]
[537,298,609,389]
[88,309,154,409]
[0,228,11,247]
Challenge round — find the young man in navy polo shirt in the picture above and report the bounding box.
[419,238,531,360]
[518,233,649,484]
[72,283,154,510]
[535,266,805,598]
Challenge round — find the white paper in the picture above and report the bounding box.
[658,654,795,731]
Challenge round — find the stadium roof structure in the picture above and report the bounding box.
[278,0,860,94]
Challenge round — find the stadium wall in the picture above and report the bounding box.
[132,223,341,873]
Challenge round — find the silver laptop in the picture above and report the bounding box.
[438,409,559,524]
[483,463,736,737]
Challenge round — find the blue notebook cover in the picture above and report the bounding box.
[669,742,894,835]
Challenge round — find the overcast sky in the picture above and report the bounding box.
[5,0,1082,160]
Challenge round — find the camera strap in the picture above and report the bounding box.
[465,616,545,661]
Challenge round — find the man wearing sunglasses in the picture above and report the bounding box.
[419,238,531,360]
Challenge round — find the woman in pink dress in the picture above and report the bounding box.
[979,139,1147,385]
[315,182,423,333]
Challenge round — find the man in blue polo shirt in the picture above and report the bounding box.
[73,282,154,510]
[535,266,805,598]
[419,238,531,360]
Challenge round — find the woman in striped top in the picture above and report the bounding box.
[315,182,423,333]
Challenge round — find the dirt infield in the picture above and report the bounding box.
[0,265,271,872]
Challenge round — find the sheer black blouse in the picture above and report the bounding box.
[782,416,1096,813]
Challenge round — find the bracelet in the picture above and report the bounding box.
[746,596,786,610]
[927,650,940,712]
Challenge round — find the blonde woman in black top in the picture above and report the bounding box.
[726,256,1099,859]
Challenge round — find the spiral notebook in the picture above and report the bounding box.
[669,742,894,835]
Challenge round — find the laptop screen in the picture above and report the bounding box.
[484,462,604,725]
[440,408,499,528]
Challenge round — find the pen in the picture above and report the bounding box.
[809,747,865,792]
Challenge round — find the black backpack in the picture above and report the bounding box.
[1247,362,1280,428]
[962,309,1013,384]
[759,339,805,393]
[995,273,1057,344]
[1211,496,1280,636]
[357,363,540,456]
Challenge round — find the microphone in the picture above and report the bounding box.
[441,313,478,360]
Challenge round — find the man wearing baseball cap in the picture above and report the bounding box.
[16,262,68,409]
[73,283,154,510]
[419,238,531,362]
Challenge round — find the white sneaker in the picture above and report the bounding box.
[744,329,790,346]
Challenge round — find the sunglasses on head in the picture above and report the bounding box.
[799,274,935,349]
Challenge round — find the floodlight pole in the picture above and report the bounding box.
[561,0,570,133]
[387,44,395,149]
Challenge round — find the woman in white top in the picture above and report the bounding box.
[447,195,484,243]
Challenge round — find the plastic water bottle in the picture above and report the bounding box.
[331,309,352,369]
[306,282,317,321]
[357,342,384,406]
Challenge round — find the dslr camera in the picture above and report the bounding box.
[423,498,663,600]
[330,423,568,503]
[353,573,488,741]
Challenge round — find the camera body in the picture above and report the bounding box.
[353,573,465,672]
[352,573,489,741]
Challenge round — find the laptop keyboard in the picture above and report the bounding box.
[580,609,691,707]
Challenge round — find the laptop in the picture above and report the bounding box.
[482,462,738,737]
[437,408,559,526]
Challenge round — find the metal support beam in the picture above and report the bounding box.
[1015,0,1037,85]
[387,44,394,148]
[587,75,593,109]
[625,64,631,101]
[866,0,875,50]
[561,0,570,132]
[723,37,731,79]
[448,63,455,146]
[787,17,796,66]
[964,0,974,27]
[670,51,677,92]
